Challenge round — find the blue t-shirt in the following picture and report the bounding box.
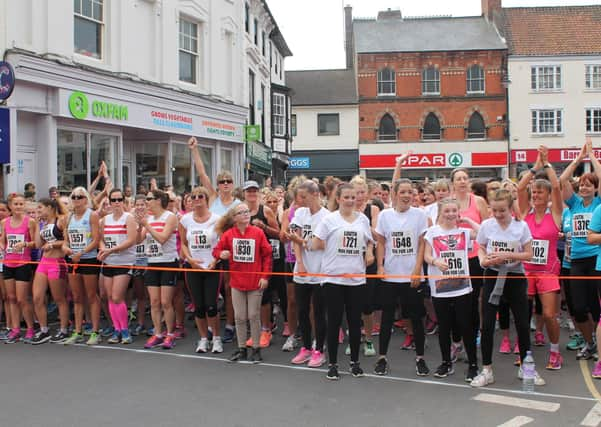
[566,193,601,260]
[588,203,601,270]
[561,208,572,270]
[209,197,240,216]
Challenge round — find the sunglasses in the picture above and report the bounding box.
[110,198,124,203]
[218,179,233,185]
[146,197,156,201]
[190,194,206,200]
[71,195,86,200]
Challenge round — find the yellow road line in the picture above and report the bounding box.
[580,359,601,401]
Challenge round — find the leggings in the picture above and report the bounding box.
[433,293,477,366]
[500,295,542,329]
[569,257,601,323]
[378,281,426,357]
[481,269,530,366]
[561,266,575,316]
[295,282,326,352]
[231,288,263,349]
[325,283,365,364]
[469,257,483,337]
[186,271,220,319]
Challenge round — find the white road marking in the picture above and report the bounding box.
[473,393,560,412]
[581,402,601,427]
[496,416,534,427]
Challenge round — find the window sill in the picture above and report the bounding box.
[422,93,441,97]
[317,133,341,137]
[377,93,396,97]
[529,90,564,94]
[530,133,564,137]
[466,91,486,96]
[584,89,601,93]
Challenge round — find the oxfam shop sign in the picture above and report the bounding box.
[68,91,128,121]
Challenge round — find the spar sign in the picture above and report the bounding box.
[360,152,505,169]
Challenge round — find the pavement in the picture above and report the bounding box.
[1,322,600,427]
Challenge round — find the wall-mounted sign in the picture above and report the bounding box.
[0,61,16,101]
[0,108,11,163]
[245,125,262,142]
[68,91,128,121]
[289,157,310,169]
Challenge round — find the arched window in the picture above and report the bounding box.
[378,114,397,141]
[377,68,396,96]
[422,67,440,95]
[467,112,486,139]
[422,113,441,140]
[467,65,485,93]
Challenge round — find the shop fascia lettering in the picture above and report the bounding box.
[69,91,128,121]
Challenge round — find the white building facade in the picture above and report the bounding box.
[0,0,250,194]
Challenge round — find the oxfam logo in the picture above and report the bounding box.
[69,91,89,120]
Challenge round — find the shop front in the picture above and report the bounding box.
[287,150,359,182]
[510,148,597,177]
[246,140,272,184]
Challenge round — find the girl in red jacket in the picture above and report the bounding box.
[213,203,272,363]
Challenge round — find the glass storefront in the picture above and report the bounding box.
[172,143,191,194]
[220,148,232,174]
[136,143,167,191]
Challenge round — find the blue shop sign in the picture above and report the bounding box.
[289,157,310,169]
[0,62,15,101]
[0,108,10,164]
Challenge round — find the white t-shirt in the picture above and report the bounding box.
[290,206,329,284]
[476,218,532,271]
[313,211,373,286]
[375,207,428,284]
[424,225,472,298]
[180,212,220,269]
[424,203,438,225]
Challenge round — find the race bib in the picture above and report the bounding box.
[337,230,362,256]
[68,228,87,253]
[146,237,163,258]
[6,234,24,254]
[233,238,255,263]
[302,225,313,240]
[490,240,519,265]
[270,239,281,260]
[41,225,57,243]
[390,231,414,256]
[530,239,549,265]
[190,230,211,251]
[572,213,592,239]
[440,250,467,277]
[104,236,117,249]
[136,243,146,257]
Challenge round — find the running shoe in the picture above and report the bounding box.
[229,348,247,362]
[144,335,164,349]
[434,361,454,378]
[212,337,223,354]
[577,345,597,360]
[0,327,9,340]
[50,331,69,344]
[282,322,291,337]
[282,335,297,352]
[451,342,464,363]
[534,331,546,346]
[308,350,326,368]
[530,317,537,331]
[250,348,263,364]
[31,330,51,345]
[107,330,121,344]
[64,332,84,345]
[546,351,563,370]
[131,324,145,337]
[86,332,101,346]
[518,367,546,385]
[401,334,415,350]
[196,338,209,353]
[465,365,479,383]
[350,362,364,377]
[162,335,176,349]
[338,328,345,344]
[259,330,272,348]
[185,303,195,313]
[173,325,186,339]
[372,323,381,336]
[374,357,389,376]
[223,327,235,343]
[499,335,511,354]
[292,347,312,364]
[100,326,115,338]
[121,329,133,344]
[23,328,35,344]
[470,368,494,387]
[393,319,405,329]
[5,329,21,344]
[326,364,340,380]
[416,358,430,376]
[364,341,376,357]
[567,333,585,351]
[592,361,601,379]
[146,327,155,337]
[513,342,520,354]
[82,323,93,336]
[345,344,351,355]
[246,337,253,347]
[425,320,438,335]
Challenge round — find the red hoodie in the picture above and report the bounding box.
[213,224,272,291]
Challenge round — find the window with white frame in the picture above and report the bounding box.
[586,108,601,133]
[272,93,286,137]
[531,109,563,134]
[377,68,396,96]
[467,65,485,94]
[422,67,440,95]
[586,65,601,90]
[74,0,104,59]
[179,18,199,84]
[531,66,562,91]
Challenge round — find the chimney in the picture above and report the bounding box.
[482,0,501,22]
[377,8,402,20]
[344,5,353,69]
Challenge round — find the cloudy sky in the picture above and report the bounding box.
[266,0,601,70]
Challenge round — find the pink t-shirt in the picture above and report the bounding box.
[523,210,560,274]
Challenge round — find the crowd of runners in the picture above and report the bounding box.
[2,136,601,385]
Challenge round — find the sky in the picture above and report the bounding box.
[266,0,601,70]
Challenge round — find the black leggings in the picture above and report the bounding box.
[569,257,600,323]
[433,293,477,366]
[378,281,426,357]
[561,266,575,316]
[295,282,326,352]
[481,269,530,366]
[186,271,220,318]
[362,264,378,315]
[451,258,482,345]
[270,260,288,321]
[325,283,365,364]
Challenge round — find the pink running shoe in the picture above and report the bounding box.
[173,325,186,339]
[5,328,21,343]
[24,328,35,342]
[534,331,546,346]
[282,322,291,337]
[162,335,176,349]
[307,350,326,368]
[144,335,164,349]
[401,334,415,350]
[291,347,312,364]
[499,336,511,354]
[593,361,601,379]
[513,342,520,354]
[338,328,345,344]
[546,351,563,370]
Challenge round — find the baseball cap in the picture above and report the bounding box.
[243,180,260,191]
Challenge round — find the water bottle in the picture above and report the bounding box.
[522,351,536,393]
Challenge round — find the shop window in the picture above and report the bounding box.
[467,112,486,139]
[318,114,339,136]
[172,144,192,194]
[377,68,395,96]
[422,113,441,140]
[467,65,485,94]
[179,18,199,84]
[422,67,440,95]
[74,0,104,59]
[136,143,167,190]
[378,114,396,141]
[90,134,116,189]
[221,149,233,174]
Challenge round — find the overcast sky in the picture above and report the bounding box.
[267,0,601,70]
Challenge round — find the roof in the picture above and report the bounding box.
[286,69,357,106]
[353,16,506,53]
[499,6,601,56]
[261,0,292,57]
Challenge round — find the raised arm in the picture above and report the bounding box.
[188,137,216,199]
[392,151,412,183]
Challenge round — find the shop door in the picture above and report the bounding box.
[15,151,37,194]
[133,142,168,192]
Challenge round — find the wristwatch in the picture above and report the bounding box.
[543,163,552,169]
[529,167,538,175]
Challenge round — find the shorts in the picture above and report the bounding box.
[3,264,33,282]
[36,257,67,280]
[66,257,100,275]
[526,271,560,296]
[144,262,179,287]
[132,264,147,278]
[101,264,133,277]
